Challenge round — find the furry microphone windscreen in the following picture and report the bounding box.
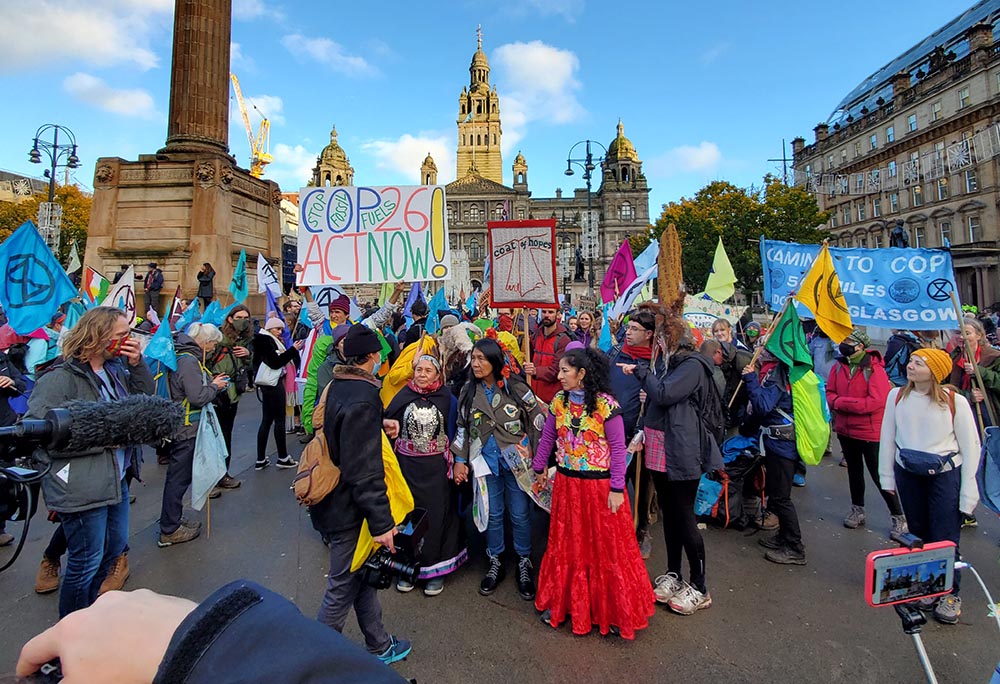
[64,395,185,452]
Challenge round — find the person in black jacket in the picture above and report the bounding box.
[402,299,429,347]
[0,349,26,546]
[251,318,303,470]
[196,263,215,309]
[310,324,412,665]
[144,263,164,315]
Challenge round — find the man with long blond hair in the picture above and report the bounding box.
[26,306,153,617]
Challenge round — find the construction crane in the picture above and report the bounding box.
[229,73,272,178]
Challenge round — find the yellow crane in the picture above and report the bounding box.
[229,73,272,178]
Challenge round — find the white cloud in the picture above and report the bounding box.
[231,42,255,71]
[267,143,318,192]
[63,72,157,118]
[230,93,285,128]
[233,0,265,20]
[492,41,583,154]
[361,134,455,185]
[0,0,171,72]
[281,34,376,77]
[649,142,724,176]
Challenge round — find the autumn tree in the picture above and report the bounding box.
[0,185,92,264]
[648,175,828,301]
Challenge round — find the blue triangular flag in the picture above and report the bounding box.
[0,222,78,334]
[403,282,423,319]
[175,298,202,333]
[425,288,448,334]
[145,312,178,371]
[229,249,248,303]
[201,301,224,327]
[598,304,613,352]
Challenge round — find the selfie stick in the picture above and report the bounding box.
[894,603,938,684]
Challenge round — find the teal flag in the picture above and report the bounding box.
[229,249,248,303]
[0,222,78,334]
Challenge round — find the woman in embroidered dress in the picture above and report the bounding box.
[384,352,465,596]
[530,347,655,639]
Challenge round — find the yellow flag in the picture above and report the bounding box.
[702,237,737,303]
[794,243,853,343]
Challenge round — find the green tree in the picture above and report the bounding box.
[0,185,91,265]
[651,175,828,301]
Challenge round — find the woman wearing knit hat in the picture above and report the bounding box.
[948,318,1000,436]
[827,327,907,537]
[878,347,981,625]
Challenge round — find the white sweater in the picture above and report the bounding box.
[878,387,982,515]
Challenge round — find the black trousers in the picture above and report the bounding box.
[650,473,706,593]
[764,451,804,553]
[215,400,239,471]
[257,386,288,462]
[144,289,161,315]
[839,434,903,514]
[160,437,196,535]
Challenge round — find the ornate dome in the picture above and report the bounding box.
[513,151,527,166]
[320,126,349,164]
[421,152,437,170]
[607,120,639,162]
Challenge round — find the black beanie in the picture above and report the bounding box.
[342,324,382,357]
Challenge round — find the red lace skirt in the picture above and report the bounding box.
[535,472,656,639]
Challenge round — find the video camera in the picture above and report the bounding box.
[359,509,428,590]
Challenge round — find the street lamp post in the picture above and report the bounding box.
[565,139,608,298]
[28,124,80,251]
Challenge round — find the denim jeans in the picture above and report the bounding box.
[894,464,962,593]
[58,479,129,617]
[485,463,532,557]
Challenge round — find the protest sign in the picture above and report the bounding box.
[102,265,137,325]
[297,185,450,285]
[487,219,558,309]
[683,295,747,328]
[760,238,960,330]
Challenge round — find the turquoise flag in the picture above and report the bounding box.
[175,298,202,333]
[425,288,448,334]
[145,303,178,371]
[598,304,613,352]
[0,222,78,334]
[229,249,248,303]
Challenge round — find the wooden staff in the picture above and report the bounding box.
[632,447,643,530]
[727,295,793,409]
[206,497,212,540]
[950,291,998,427]
[522,308,533,377]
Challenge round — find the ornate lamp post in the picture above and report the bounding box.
[565,139,608,295]
[28,124,80,251]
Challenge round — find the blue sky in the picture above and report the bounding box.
[0,0,974,218]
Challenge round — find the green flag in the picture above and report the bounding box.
[765,303,813,383]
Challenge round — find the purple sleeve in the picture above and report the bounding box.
[605,415,627,492]
[533,413,557,473]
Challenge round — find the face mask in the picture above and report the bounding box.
[233,318,250,332]
[498,314,514,332]
[372,357,382,376]
[839,342,859,358]
[106,334,130,356]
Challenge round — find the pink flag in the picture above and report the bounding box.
[600,240,638,304]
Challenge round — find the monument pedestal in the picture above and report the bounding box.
[85,153,281,310]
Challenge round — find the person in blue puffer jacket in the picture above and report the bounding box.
[742,348,805,566]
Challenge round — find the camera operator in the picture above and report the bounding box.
[309,324,412,666]
[26,306,153,617]
[0,348,26,547]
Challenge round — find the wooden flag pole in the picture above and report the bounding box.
[522,309,533,378]
[727,294,794,409]
[949,291,998,427]
[206,497,211,540]
[632,448,643,530]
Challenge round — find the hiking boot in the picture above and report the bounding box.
[180,518,202,530]
[653,572,684,604]
[375,635,411,665]
[218,474,241,489]
[962,514,978,529]
[424,578,445,597]
[158,525,200,547]
[764,547,807,565]
[843,505,866,529]
[667,583,712,616]
[757,533,785,550]
[889,515,910,544]
[933,595,961,625]
[254,458,270,471]
[208,487,222,499]
[479,552,505,596]
[98,552,129,595]
[276,456,298,470]
[0,532,13,546]
[759,511,779,531]
[638,530,652,560]
[396,578,415,593]
[35,557,60,594]
[516,555,535,601]
[792,473,806,487]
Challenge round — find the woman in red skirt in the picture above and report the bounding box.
[528,347,655,639]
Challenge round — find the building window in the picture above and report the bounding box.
[886,125,895,143]
[804,164,812,179]
[959,87,970,109]
[870,133,878,151]
[831,213,838,228]
[966,169,978,193]
[493,203,504,220]
[842,205,851,225]
[969,215,981,242]
[619,201,635,220]
[873,232,883,248]
[931,101,942,121]
[908,114,918,132]
[469,238,481,261]
[889,192,899,212]
[857,203,866,222]
[940,221,951,244]
[912,185,923,207]
[888,160,897,177]
[447,205,456,222]
[914,226,925,247]
[858,234,868,248]
[872,199,882,218]
[827,154,834,169]
[517,208,525,220]
[470,205,480,221]
[841,149,848,164]
[854,141,862,157]
[937,178,949,201]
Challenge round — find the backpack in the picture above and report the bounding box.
[700,372,726,447]
[885,335,921,387]
[292,381,341,506]
[698,443,765,530]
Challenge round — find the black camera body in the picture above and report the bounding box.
[359,509,429,590]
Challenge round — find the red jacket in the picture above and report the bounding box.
[530,323,571,403]
[825,351,890,442]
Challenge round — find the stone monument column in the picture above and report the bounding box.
[163,0,233,155]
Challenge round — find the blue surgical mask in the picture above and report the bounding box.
[372,357,382,376]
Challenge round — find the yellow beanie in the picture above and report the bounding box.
[911,348,952,383]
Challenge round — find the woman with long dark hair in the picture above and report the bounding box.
[251,317,303,470]
[531,347,655,638]
[453,338,545,600]
[196,263,215,309]
[385,351,465,596]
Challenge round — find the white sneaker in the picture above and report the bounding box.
[667,582,712,616]
[653,572,684,604]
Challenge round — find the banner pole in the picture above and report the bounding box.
[522,308,532,378]
[949,290,998,427]
[727,294,793,409]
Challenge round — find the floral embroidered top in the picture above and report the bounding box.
[532,390,628,492]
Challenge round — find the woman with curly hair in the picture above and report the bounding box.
[531,347,655,639]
